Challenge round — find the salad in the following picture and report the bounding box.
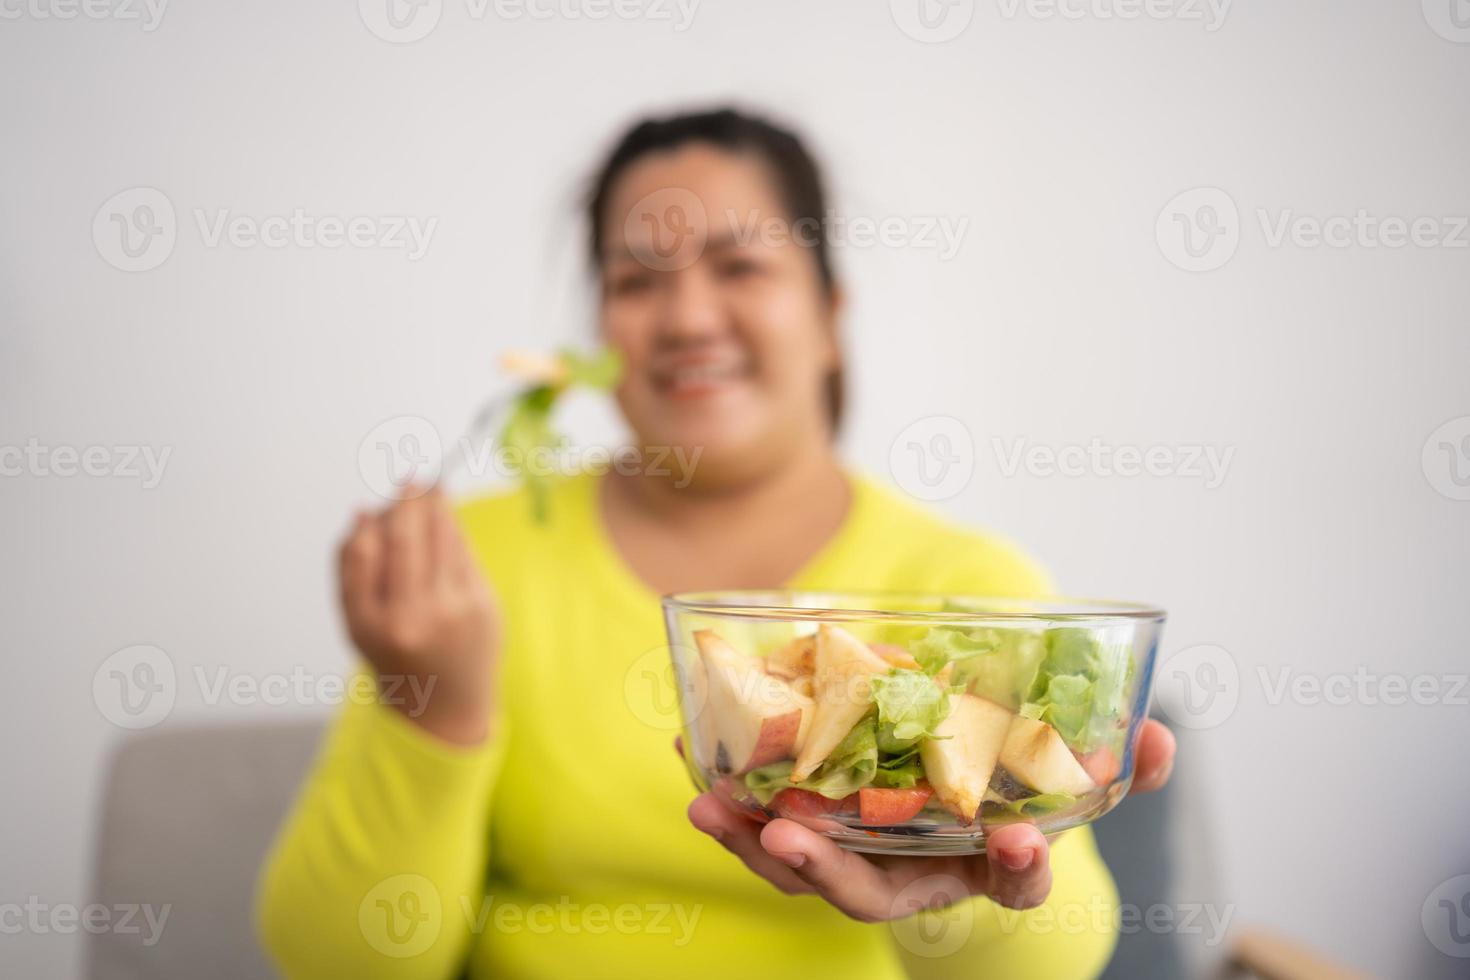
[684,619,1134,829]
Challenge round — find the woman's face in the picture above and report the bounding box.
[598,144,840,485]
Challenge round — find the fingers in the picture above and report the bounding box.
[383,487,431,600]
[339,512,384,631]
[983,822,1052,911]
[687,795,813,897]
[1131,719,1176,794]
[756,819,895,922]
[426,488,459,589]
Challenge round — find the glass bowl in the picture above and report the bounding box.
[662,590,1164,856]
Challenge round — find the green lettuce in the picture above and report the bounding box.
[913,626,1047,709]
[995,791,1076,816]
[496,347,622,523]
[744,715,881,802]
[873,748,925,789]
[560,347,622,389]
[910,622,1134,755]
[744,760,796,805]
[1018,627,1132,754]
[497,385,560,523]
[802,714,879,799]
[870,669,951,748]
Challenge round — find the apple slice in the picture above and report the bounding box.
[682,651,718,772]
[694,630,812,775]
[999,716,1097,797]
[919,694,1013,823]
[791,624,891,781]
[858,784,934,826]
[871,643,920,671]
[765,634,815,680]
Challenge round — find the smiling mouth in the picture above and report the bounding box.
[651,359,753,398]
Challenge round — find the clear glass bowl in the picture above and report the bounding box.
[663,590,1165,856]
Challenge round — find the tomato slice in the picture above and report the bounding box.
[771,788,858,818]
[858,784,934,826]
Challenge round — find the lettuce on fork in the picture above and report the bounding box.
[496,347,621,522]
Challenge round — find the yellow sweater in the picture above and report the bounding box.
[256,473,1119,979]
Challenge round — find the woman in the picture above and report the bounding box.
[257,107,1176,979]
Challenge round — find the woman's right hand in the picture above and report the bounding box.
[338,486,500,746]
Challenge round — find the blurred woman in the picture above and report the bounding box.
[257,107,1175,979]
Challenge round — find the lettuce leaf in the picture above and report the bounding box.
[870,669,951,746]
[909,622,1135,755]
[1019,674,1094,745]
[914,626,1047,709]
[560,347,622,390]
[994,791,1076,816]
[1017,627,1132,754]
[802,714,879,799]
[496,347,622,523]
[744,760,796,805]
[873,748,925,789]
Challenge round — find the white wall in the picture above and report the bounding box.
[3,1,1468,977]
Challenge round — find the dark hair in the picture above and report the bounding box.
[585,107,844,433]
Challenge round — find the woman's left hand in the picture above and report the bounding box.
[684,718,1176,922]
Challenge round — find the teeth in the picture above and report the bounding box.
[669,363,739,386]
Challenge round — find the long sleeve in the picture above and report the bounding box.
[892,827,1119,980]
[254,682,509,979]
